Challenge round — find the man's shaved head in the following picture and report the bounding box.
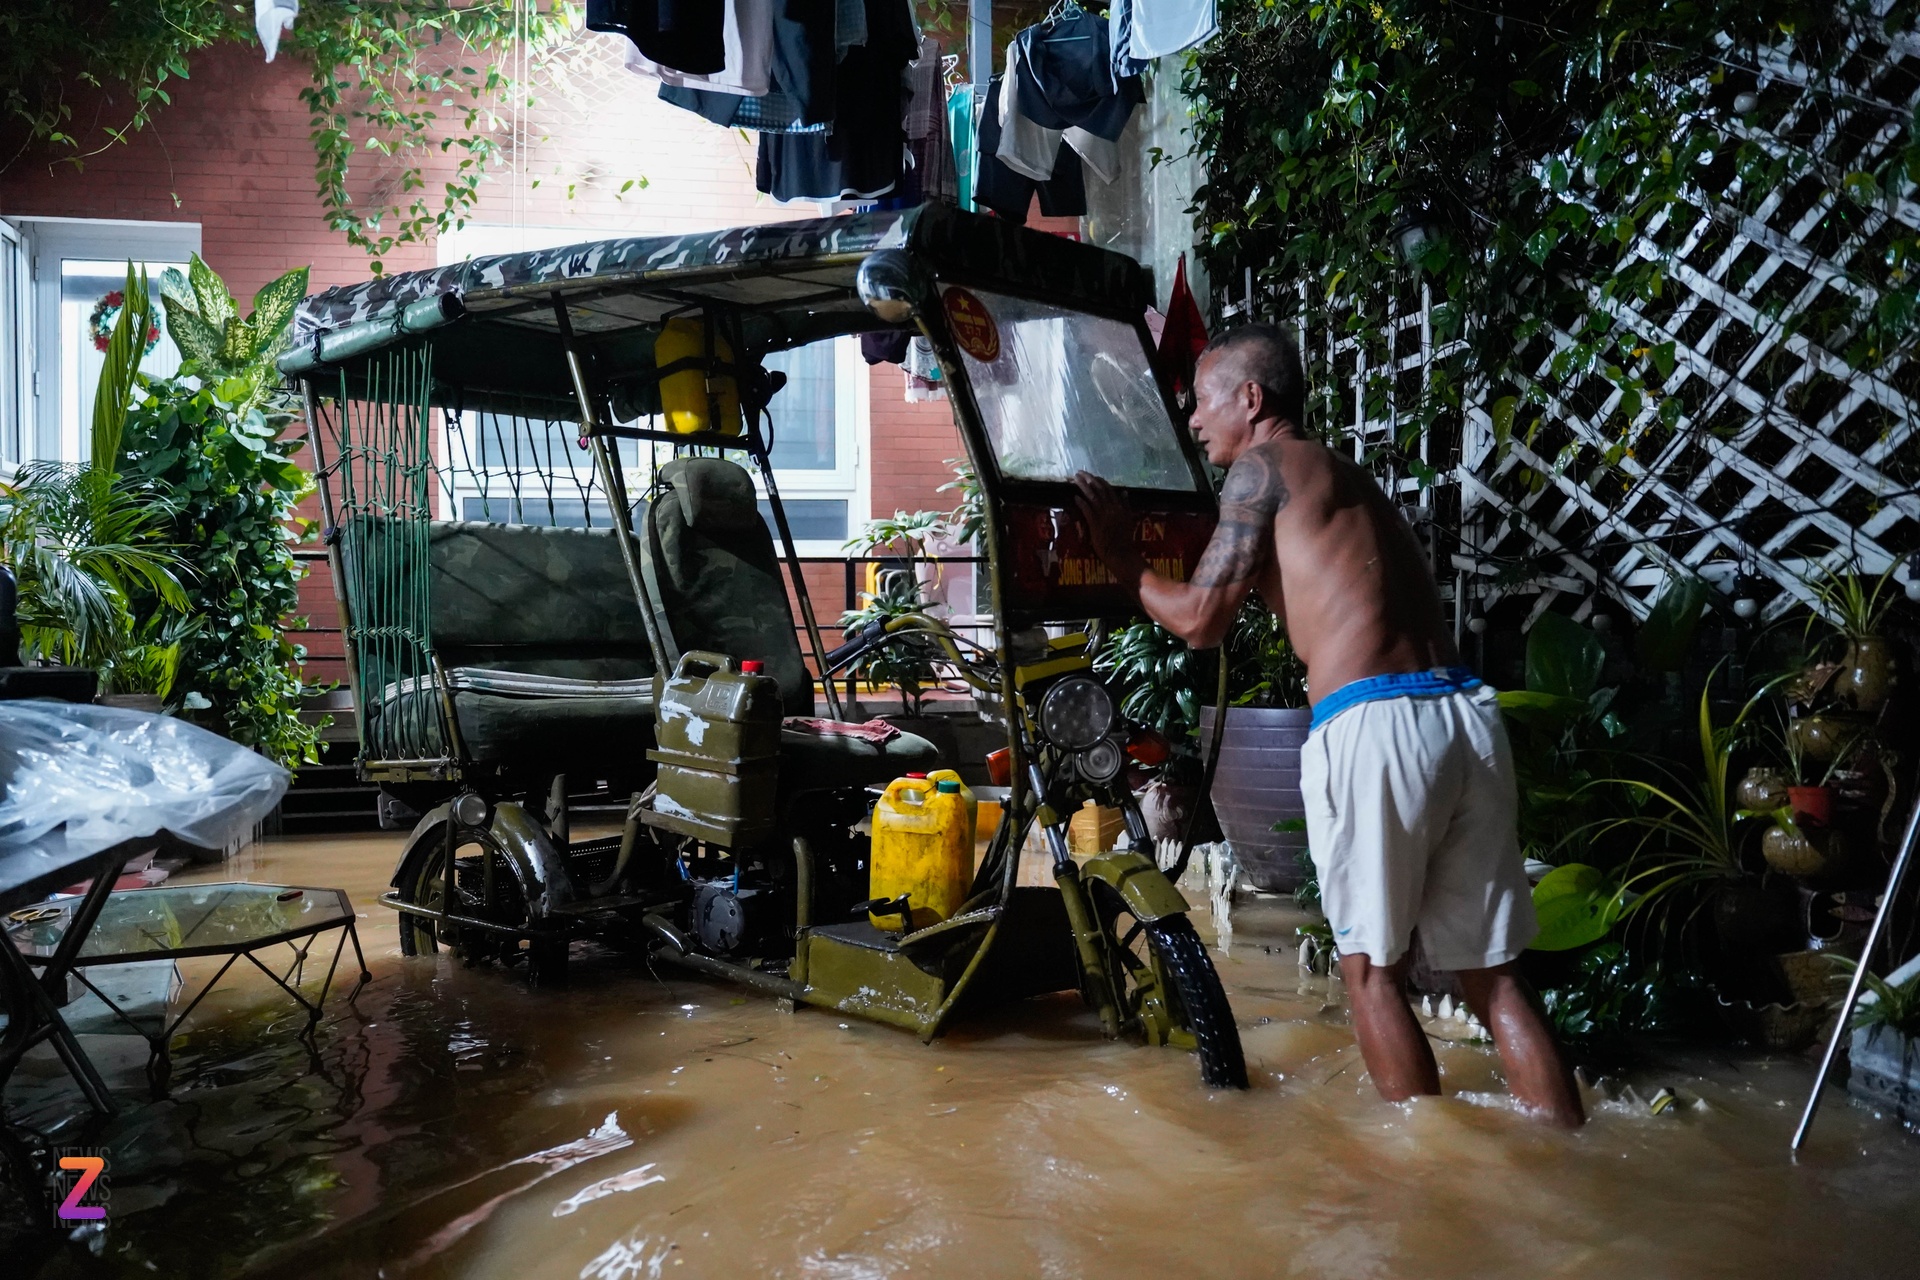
[1198,323,1305,429]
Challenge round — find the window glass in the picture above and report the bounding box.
[943,286,1194,491]
[758,497,846,543]
[763,341,836,470]
[0,233,20,466]
[60,259,187,459]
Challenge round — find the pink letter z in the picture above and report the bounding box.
[57,1156,106,1220]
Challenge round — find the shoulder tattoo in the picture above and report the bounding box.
[1191,444,1290,589]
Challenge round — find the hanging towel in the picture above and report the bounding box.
[255,0,298,62]
[1128,0,1218,59]
[949,83,978,212]
[1158,254,1209,398]
[588,0,728,77]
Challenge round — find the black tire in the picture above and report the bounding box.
[1142,915,1248,1089]
[396,823,550,974]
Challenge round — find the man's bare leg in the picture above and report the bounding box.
[1338,953,1440,1100]
[1456,962,1586,1128]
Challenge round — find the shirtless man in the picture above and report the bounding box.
[1073,324,1584,1127]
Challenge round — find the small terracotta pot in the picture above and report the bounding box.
[1832,636,1896,712]
[1762,823,1843,878]
[1737,767,1788,812]
[1786,784,1832,827]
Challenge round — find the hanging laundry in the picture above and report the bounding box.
[658,0,837,131]
[1107,0,1153,81]
[835,0,869,57]
[892,37,958,205]
[255,0,298,63]
[861,331,911,365]
[1157,253,1209,399]
[614,0,774,95]
[587,0,728,77]
[1128,0,1219,60]
[1012,5,1143,143]
[999,39,1120,185]
[904,337,946,402]
[756,0,918,201]
[974,75,1087,225]
[948,83,978,213]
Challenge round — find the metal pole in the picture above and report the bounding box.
[1792,788,1920,1151]
[969,0,993,86]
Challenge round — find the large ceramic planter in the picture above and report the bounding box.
[1198,705,1313,892]
[1736,767,1788,812]
[1832,635,1896,712]
[1761,823,1843,879]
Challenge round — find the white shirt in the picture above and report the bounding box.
[624,0,775,97]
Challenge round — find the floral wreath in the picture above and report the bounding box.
[88,290,162,355]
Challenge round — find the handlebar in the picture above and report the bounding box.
[822,613,998,694]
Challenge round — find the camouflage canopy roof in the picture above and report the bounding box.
[283,204,1150,415]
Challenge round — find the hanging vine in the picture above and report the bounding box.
[1,0,574,273]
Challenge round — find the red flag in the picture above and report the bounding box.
[1157,254,1209,399]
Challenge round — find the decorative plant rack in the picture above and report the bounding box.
[1231,8,1920,632]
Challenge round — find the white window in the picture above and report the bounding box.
[436,224,866,551]
[19,218,200,464]
[0,221,27,474]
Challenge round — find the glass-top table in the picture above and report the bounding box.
[2,882,371,1100]
[7,883,356,962]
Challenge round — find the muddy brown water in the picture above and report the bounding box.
[8,831,1920,1278]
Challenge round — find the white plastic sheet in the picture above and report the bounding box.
[0,703,289,859]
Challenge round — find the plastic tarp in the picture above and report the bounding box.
[0,704,289,886]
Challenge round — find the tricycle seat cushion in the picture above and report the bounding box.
[778,723,939,793]
[373,667,656,767]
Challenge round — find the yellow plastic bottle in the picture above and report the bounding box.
[870,776,973,929]
[654,317,741,435]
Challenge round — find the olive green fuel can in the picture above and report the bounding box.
[646,650,783,845]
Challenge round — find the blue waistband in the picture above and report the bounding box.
[1309,667,1484,732]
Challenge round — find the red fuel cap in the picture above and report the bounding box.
[741,660,764,673]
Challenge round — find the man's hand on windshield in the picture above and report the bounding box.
[1071,472,1146,598]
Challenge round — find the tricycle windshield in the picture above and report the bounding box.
[941,286,1197,492]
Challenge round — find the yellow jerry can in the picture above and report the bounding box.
[654,317,741,435]
[870,776,974,929]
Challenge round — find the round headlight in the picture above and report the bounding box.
[1076,737,1125,784]
[451,791,490,829]
[1039,676,1114,751]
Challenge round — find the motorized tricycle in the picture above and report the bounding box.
[285,203,1245,1086]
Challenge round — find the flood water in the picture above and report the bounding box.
[8,830,1920,1278]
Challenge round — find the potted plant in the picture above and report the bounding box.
[1804,558,1901,713]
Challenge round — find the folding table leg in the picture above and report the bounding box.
[0,931,117,1117]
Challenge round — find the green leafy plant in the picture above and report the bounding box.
[1589,674,1774,928]
[92,263,154,472]
[1803,556,1902,642]
[0,462,189,668]
[837,572,941,717]
[1844,960,1920,1042]
[1539,942,1694,1042]
[937,458,987,547]
[118,257,324,766]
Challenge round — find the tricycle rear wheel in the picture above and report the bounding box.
[1091,880,1248,1089]
[395,822,564,980]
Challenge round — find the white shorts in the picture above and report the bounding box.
[1299,683,1536,971]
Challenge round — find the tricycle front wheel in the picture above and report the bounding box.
[1092,881,1248,1089]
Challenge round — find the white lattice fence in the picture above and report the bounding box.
[1240,6,1920,631]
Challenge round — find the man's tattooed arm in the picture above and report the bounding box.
[1190,443,1290,588]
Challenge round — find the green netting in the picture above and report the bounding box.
[325,346,442,764]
